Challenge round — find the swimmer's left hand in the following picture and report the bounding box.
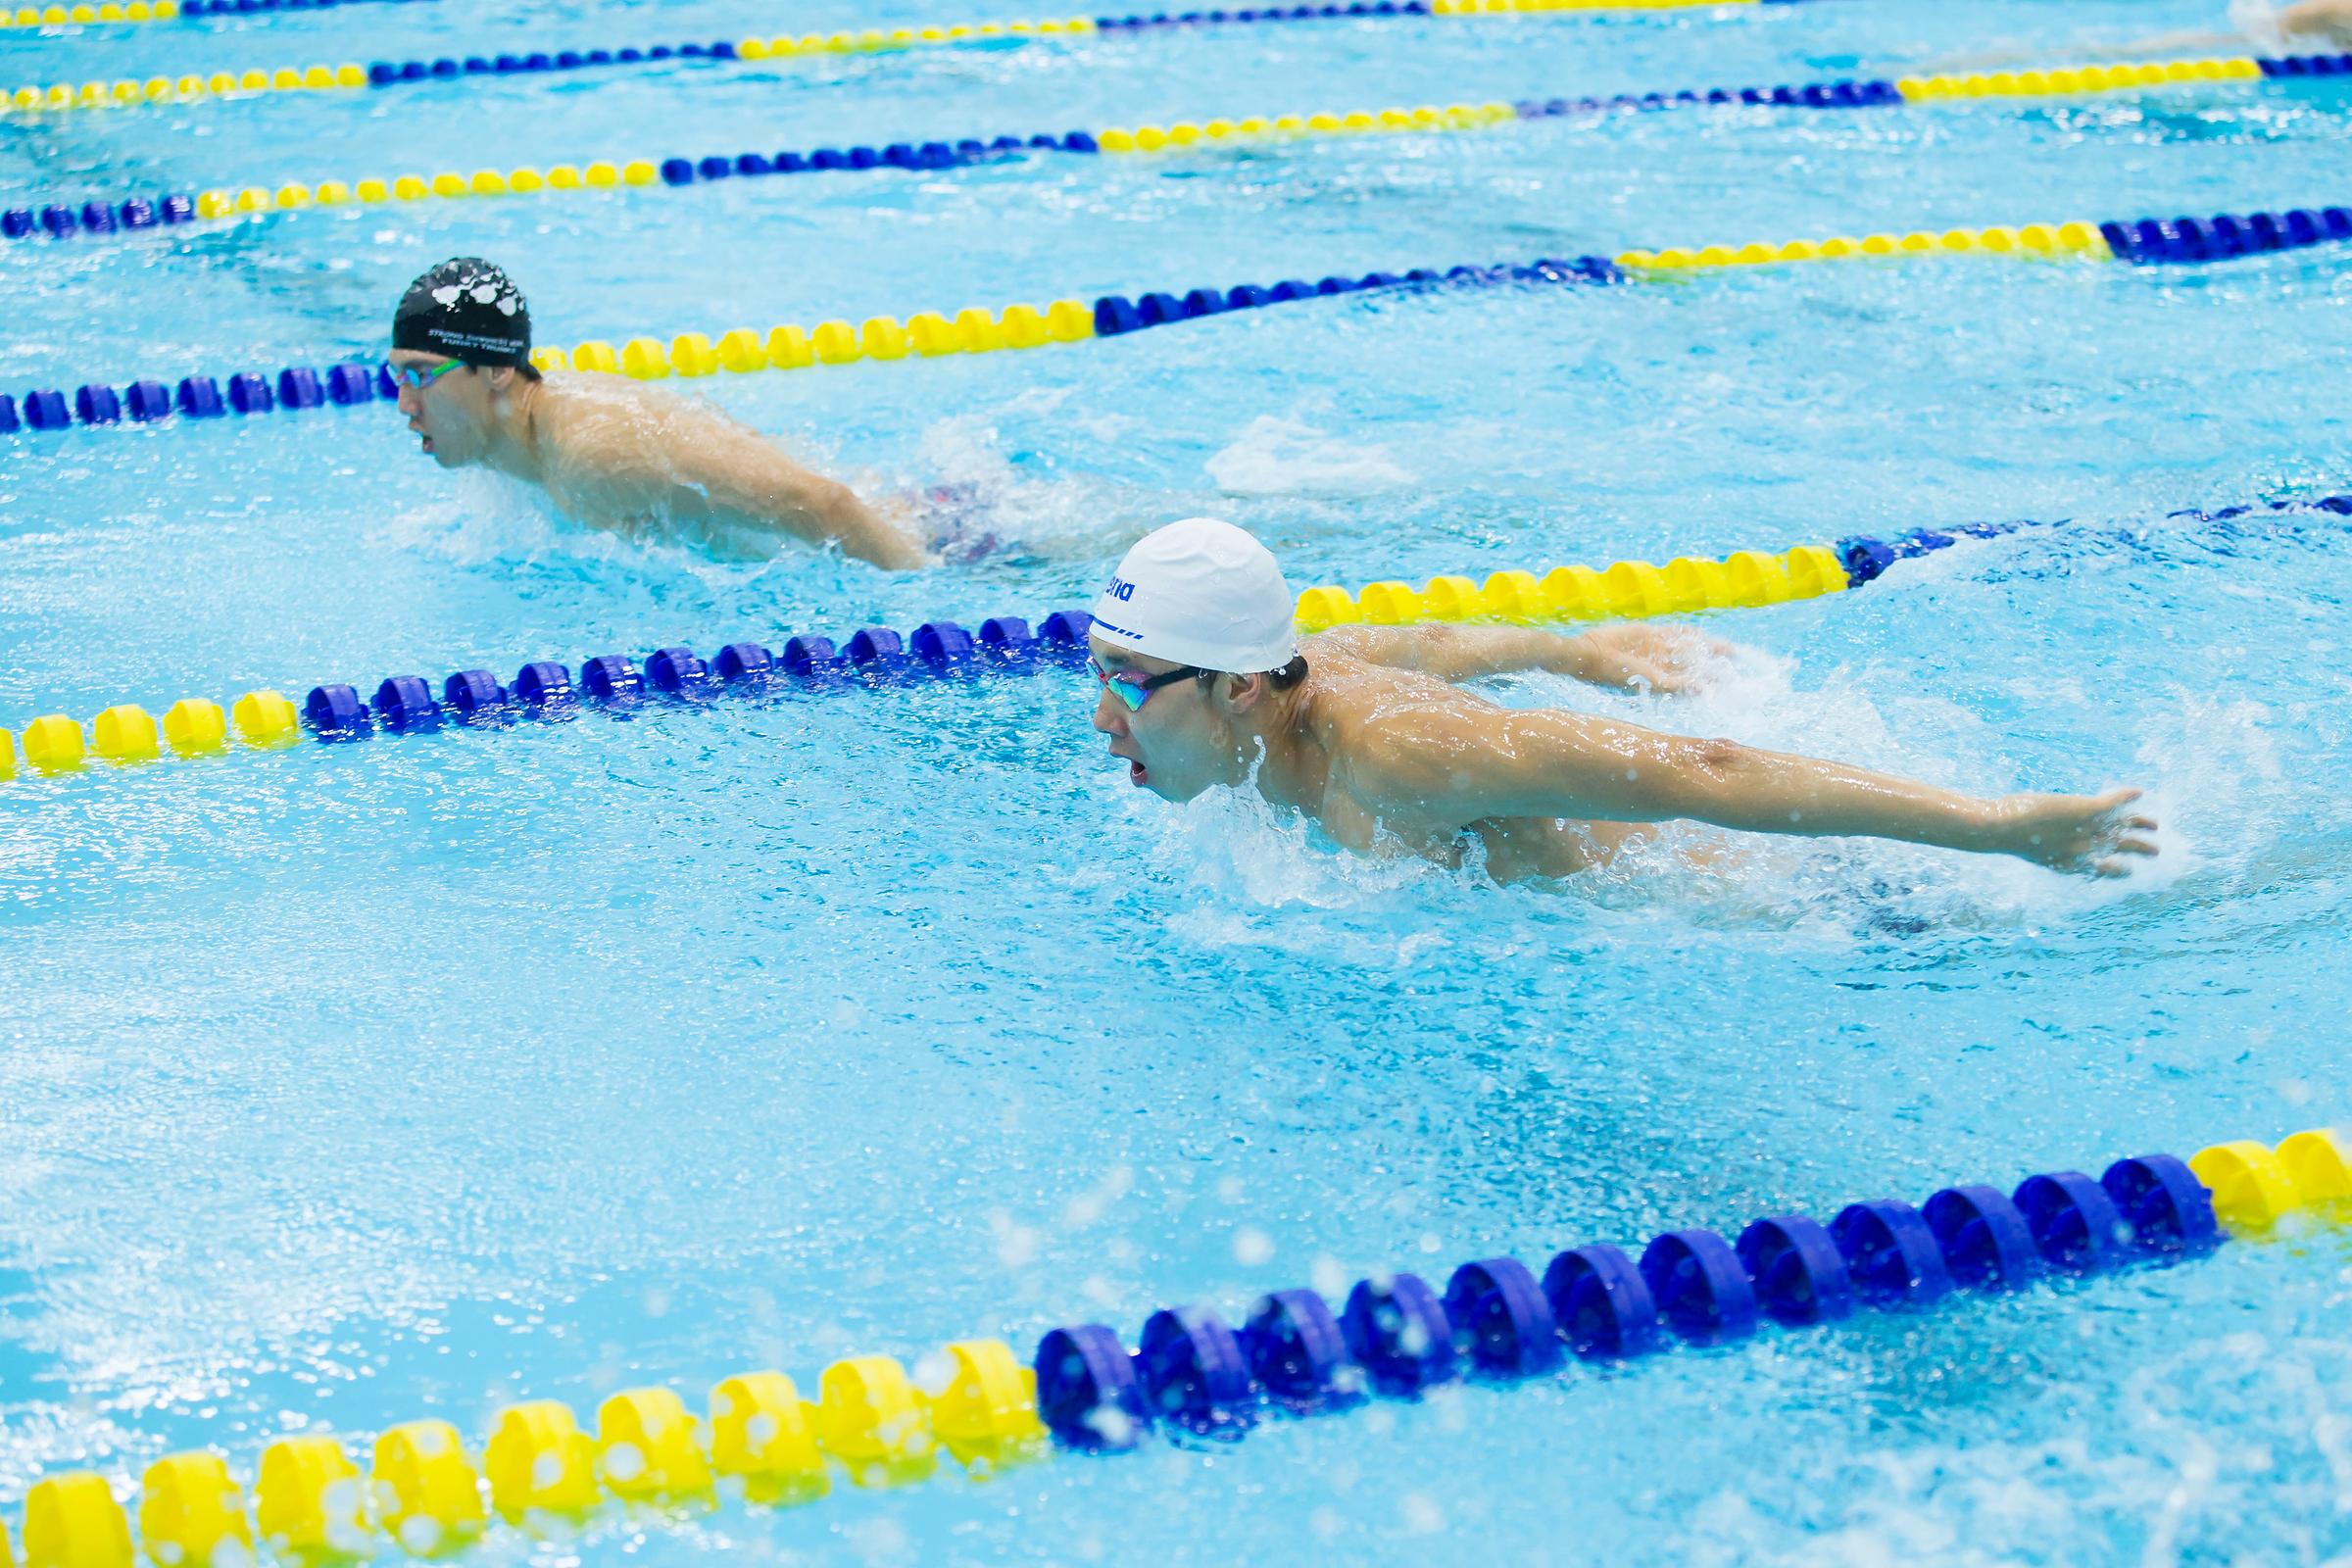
[1990,787,2159,877]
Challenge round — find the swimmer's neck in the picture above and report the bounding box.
[1221,681,1328,809]
[474,375,551,485]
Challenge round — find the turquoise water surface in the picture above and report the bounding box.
[5,0,2352,1561]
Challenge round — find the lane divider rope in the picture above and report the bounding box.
[0,288,1094,435]
[0,611,1099,782]
[0,134,1100,242]
[1033,1127,2351,1453]
[0,5,1438,117]
[8,207,2347,442]
[0,1125,2341,1566]
[1,54,368,110]
[0,0,427,25]
[17,492,2347,786]
[0,0,175,26]
[1294,541,1853,628]
[3,0,1789,64]
[1292,493,2352,630]
[1,40,760,117]
[15,53,2351,244]
[3,33,2300,138]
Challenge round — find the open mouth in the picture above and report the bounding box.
[1128,760,1148,787]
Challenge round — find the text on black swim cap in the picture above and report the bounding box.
[392,258,532,366]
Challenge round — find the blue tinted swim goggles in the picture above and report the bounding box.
[1091,656,1204,712]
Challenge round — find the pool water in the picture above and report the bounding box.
[6,0,2352,1561]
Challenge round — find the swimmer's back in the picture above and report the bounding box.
[525,373,931,567]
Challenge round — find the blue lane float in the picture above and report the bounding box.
[1088,254,1624,340]
[1828,492,2352,587]
[653,129,1101,190]
[2099,204,2352,263]
[289,611,1097,742]
[354,0,1441,95]
[0,360,394,438]
[178,0,433,13]
[1033,1150,2221,1454]
[1515,77,1903,117]
[1093,1,1431,28]
[362,38,741,88]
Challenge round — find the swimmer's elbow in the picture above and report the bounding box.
[1654,735,1763,813]
[1407,623,1463,672]
[1691,736,1754,774]
[794,477,863,527]
[782,477,889,550]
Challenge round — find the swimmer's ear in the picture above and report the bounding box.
[1221,671,1270,713]
[485,365,517,393]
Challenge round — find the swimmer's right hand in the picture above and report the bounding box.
[1565,623,1734,695]
[1990,787,2159,877]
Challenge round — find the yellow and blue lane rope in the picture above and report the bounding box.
[4,0,1786,61]
[0,0,434,24]
[27,0,1792,41]
[8,495,2344,788]
[0,0,1758,123]
[7,199,2347,438]
[13,51,2349,242]
[0,1124,2344,1565]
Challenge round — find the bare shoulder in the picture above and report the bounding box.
[536,373,785,483]
[537,372,693,438]
[1305,622,1471,669]
[1306,654,1501,784]
[1304,625,1444,659]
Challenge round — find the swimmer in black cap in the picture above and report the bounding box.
[389,258,933,569]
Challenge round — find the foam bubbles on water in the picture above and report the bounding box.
[2230,0,2285,49]
[370,474,580,566]
[2132,692,2285,876]
[1203,416,1415,497]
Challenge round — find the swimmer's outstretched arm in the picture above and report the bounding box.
[660,421,935,569]
[2111,0,2345,57]
[2278,0,2352,41]
[562,396,933,569]
[1361,706,2158,875]
[1314,623,1727,694]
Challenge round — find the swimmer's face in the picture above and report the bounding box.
[1089,635,1231,803]
[390,350,502,467]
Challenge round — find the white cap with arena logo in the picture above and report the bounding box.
[1088,517,1298,675]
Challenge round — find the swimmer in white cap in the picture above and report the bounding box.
[389,258,935,569]
[1964,0,2349,69]
[1087,517,2159,881]
[2266,0,2352,43]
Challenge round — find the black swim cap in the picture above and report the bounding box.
[392,258,532,367]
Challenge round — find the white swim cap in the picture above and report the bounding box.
[1089,517,1298,674]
